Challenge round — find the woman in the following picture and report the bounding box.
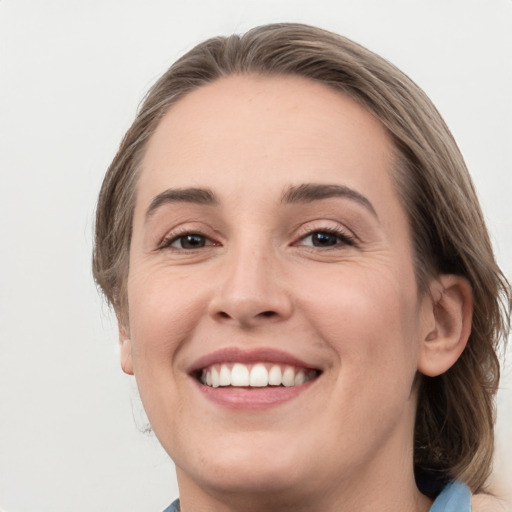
[93,24,510,511]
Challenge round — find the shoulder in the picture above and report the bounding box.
[472,493,510,512]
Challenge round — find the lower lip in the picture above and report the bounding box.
[194,378,318,410]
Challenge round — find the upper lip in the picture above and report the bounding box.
[189,347,321,373]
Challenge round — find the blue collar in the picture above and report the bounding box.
[429,481,471,512]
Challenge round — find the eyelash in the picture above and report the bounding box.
[158,228,218,251]
[158,226,356,251]
[296,227,356,249]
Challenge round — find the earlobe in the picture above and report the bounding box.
[417,275,473,377]
[118,320,134,375]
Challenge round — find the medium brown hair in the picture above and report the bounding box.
[93,23,510,492]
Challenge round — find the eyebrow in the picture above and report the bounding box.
[145,187,218,220]
[145,183,377,220]
[281,183,377,218]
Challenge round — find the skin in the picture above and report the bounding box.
[119,75,473,512]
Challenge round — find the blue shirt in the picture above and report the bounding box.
[429,481,471,511]
[162,480,471,511]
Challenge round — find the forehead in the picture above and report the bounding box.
[137,74,398,217]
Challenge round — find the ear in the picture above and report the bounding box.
[117,319,134,375]
[417,275,473,377]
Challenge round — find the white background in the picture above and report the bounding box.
[0,1,511,511]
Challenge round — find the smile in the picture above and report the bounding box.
[199,362,319,388]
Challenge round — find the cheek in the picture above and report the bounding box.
[287,264,422,457]
[126,267,209,366]
[124,269,209,441]
[295,261,421,371]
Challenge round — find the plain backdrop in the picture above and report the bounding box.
[0,1,511,511]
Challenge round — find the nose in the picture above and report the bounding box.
[208,245,293,328]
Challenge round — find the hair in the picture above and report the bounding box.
[93,23,510,493]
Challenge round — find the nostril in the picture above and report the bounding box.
[214,309,278,324]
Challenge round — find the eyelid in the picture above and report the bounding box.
[297,230,356,249]
[172,234,216,249]
[292,221,358,247]
[157,224,221,250]
[155,220,357,251]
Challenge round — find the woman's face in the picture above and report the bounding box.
[122,75,434,502]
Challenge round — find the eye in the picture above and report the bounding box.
[161,233,216,250]
[298,230,355,248]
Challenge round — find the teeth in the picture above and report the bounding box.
[231,363,250,386]
[249,363,268,387]
[294,370,306,386]
[211,366,220,388]
[219,364,231,386]
[268,365,282,385]
[282,366,295,387]
[200,363,317,388]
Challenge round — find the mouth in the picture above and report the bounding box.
[189,348,323,407]
[196,362,320,388]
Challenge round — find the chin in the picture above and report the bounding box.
[210,466,301,494]
[174,433,318,497]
